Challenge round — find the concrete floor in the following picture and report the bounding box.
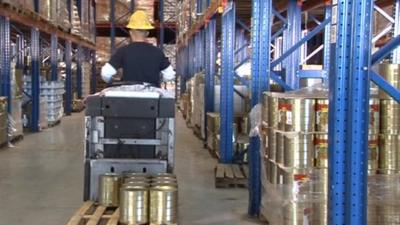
[0,112,260,225]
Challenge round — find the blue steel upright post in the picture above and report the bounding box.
[51,34,58,81]
[77,46,83,99]
[65,41,72,115]
[248,0,272,216]
[159,0,164,51]
[204,18,217,138]
[110,0,116,54]
[219,1,235,163]
[0,17,11,112]
[393,0,400,63]
[31,28,40,132]
[323,2,332,85]
[284,0,301,89]
[328,1,374,225]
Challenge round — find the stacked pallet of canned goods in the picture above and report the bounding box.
[98,172,178,225]
[259,88,395,225]
[24,77,65,126]
[0,97,8,147]
[378,64,400,175]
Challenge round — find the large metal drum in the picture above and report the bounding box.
[285,98,315,132]
[378,134,400,174]
[262,93,269,126]
[314,134,328,168]
[380,100,400,134]
[275,132,284,164]
[368,135,379,174]
[150,184,178,225]
[267,95,279,128]
[99,173,122,206]
[283,202,312,225]
[378,64,400,99]
[278,98,288,130]
[315,99,329,132]
[284,134,314,168]
[119,183,150,225]
[269,161,278,184]
[312,203,328,225]
[267,128,276,160]
[369,98,380,134]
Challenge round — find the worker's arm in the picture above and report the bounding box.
[101,63,117,83]
[101,48,123,83]
[160,54,176,82]
[161,65,176,81]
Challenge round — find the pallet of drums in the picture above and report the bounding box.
[67,172,178,225]
[259,63,400,225]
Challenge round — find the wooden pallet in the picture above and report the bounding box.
[66,201,120,225]
[215,163,248,188]
[48,120,61,128]
[11,135,23,144]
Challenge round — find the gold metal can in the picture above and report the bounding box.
[379,134,400,172]
[150,184,178,225]
[369,99,380,134]
[98,173,122,207]
[124,176,152,184]
[368,135,379,173]
[267,94,280,128]
[266,128,276,160]
[315,99,329,132]
[380,100,400,134]
[284,134,314,168]
[285,98,315,132]
[262,93,269,125]
[378,64,400,99]
[119,184,150,225]
[314,134,328,168]
[275,132,284,164]
[123,172,151,179]
[277,98,288,130]
[153,173,177,179]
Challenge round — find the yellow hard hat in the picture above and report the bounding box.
[126,10,154,30]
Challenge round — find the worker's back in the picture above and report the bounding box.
[109,42,170,87]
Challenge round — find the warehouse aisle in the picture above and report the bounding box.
[0,112,260,225]
[175,113,260,225]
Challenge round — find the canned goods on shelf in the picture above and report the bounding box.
[315,99,329,132]
[284,134,314,168]
[266,128,277,161]
[378,64,400,99]
[285,98,315,132]
[314,134,328,168]
[275,132,284,164]
[379,134,400,171]
[380,100,400,134]
[267,95,280,129]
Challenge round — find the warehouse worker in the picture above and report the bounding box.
[101,10,175,87]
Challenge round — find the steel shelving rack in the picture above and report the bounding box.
[0,1,96,133]
[176,0,400,224]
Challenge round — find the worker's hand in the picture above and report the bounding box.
[161,65,176,82]
[101,63,117,83]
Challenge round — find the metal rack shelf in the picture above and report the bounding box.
[0,3,95,50]
[176,0,400,224]
[0,0,97,133]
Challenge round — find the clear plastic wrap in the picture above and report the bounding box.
[260,134,400,225]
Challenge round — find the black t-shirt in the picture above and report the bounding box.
[109,42,170,87]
